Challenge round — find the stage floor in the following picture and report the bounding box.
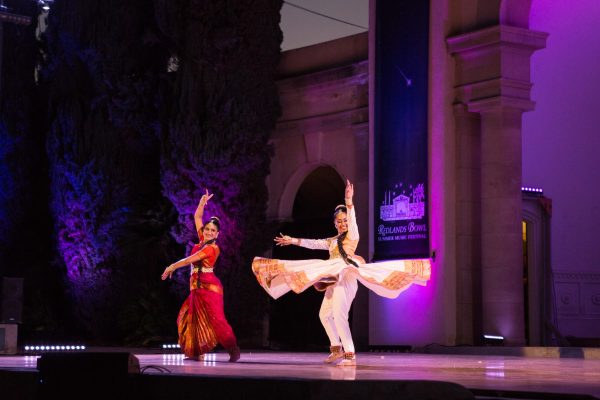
[1,349,600,399]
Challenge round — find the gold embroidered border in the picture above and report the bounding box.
[405,259,432,280]
[361,268,431,291]
[381,271,415,290]
[252,258,286,287]
[287,271,310,293]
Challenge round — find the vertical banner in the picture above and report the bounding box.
[373,0,429,260]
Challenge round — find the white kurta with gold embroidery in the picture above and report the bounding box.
[252,207,431,301]
[252,206,431,353]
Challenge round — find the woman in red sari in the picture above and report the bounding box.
[161,190,240,362]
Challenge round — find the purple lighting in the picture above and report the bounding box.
[52,164,113,280]
[48,150,129,319]
[0,128,18,246]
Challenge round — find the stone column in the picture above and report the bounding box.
[471,98,533,345]
[448,25,547,345]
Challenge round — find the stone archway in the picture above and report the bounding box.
[267,166,345,350]
[266,41,369,256]
[522,194,552,345]
[264,46,371,347]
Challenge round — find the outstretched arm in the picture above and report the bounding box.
[194,189,214,235]
[161,251,209,280]
[274,233,298,246]
[274,233,330,250]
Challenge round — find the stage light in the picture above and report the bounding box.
[483,334,504,346]
[23,343,86,354]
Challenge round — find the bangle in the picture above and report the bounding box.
[295,238,300,245]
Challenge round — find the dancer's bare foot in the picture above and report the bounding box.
[228,346,240,362]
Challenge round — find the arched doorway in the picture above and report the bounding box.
[267,166,345,351]
[522,192,553,345]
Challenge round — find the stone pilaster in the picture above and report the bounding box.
[453,103,481,345]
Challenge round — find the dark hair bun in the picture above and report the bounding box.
[207,216,221,229]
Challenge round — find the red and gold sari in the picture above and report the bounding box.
[177,234,237,359]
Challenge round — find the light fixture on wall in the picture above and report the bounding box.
[521,186,543,195]
[36,0,53,11]
[483,334,504,346]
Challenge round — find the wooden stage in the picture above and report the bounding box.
[1,348,599,399]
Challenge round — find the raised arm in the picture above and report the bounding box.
[194,189,214,236]
[344,179,359,241]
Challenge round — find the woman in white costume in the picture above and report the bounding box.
[252,179,431,366]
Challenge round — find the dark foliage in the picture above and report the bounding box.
[40,0,182,344]
[156,0,283,346]
[0,0,66,342]
[0,0,282,346]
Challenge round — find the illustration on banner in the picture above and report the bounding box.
[380,182,425,221]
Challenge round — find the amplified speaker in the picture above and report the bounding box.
[37,352,140,399]
[1,277,23,324]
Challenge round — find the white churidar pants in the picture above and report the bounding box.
[319,269,358,353]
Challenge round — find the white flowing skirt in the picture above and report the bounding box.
[252,256,431,300]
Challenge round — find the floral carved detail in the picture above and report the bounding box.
[560,295,572,305]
